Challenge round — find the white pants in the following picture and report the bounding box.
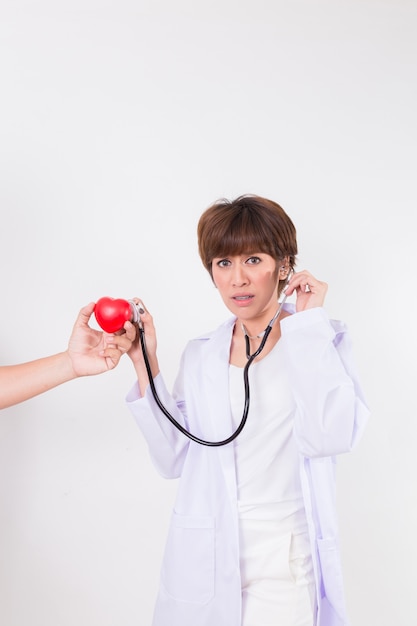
[239,518,316,626]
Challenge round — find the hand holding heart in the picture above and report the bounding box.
[93,296,159,395]
[67,302,136,376]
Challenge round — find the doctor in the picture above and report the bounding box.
[126,194,369,626]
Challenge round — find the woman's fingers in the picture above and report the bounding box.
[285,270,328,311]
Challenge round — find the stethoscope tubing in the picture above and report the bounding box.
[138,291,288,447]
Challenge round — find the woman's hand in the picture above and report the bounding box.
[127,299,157,363]
[127,299,160,392]
[284,270,328,312]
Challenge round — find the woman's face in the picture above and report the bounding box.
[211,252,280,323]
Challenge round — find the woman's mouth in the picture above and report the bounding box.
[232,295,254,305]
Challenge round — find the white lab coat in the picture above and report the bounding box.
[126,305,369,626]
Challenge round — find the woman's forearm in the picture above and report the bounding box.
[133,353,160,397]
[0,352,76,409]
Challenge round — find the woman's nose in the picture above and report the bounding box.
[232,265,248,286]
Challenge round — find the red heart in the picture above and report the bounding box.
[94,297,132,333]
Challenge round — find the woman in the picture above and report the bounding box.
[0,302,135,409]
[126,195,369,626]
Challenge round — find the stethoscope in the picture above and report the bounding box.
[133,274,292,447]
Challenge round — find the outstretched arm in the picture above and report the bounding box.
[0,302,136,410]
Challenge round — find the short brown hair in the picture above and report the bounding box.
[197,194,297,293]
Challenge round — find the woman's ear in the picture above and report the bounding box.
[278,256,290,279]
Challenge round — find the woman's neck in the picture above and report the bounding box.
[230,315,285,367]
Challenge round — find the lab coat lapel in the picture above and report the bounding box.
[201,319,238,502]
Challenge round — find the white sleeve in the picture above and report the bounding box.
[126,369,190,479]
[280,307,370,458]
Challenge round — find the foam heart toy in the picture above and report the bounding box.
[94,297,132,333]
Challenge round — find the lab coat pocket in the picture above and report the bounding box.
[317,537,345,614]
[161,512,215,605]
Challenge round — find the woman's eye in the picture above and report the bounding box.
[217,259,231,268]
[246,256,261,265]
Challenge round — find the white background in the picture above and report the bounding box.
[0,1,416,625]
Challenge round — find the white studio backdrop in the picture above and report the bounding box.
[0,1,416,625]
